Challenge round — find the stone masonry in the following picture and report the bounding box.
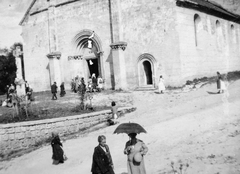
[0,106,136,156]
[20,0,240,91]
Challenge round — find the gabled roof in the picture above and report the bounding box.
[19,0,79,26]
[19,0,37,26]
[177,0,240,23]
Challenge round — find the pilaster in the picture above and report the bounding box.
[110,42,127,90]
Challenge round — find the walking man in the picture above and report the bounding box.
[51,82,58,100]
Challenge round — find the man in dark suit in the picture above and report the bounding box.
[91,135,115,174]
[51,82,58,100]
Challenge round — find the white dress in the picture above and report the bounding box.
[220,79,226,90]
[158,78,165,92]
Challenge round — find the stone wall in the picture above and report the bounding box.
[21,0,240,91]
[0,106,135,156]
[176,6,240,83]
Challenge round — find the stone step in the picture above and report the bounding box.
[135,86,156,91]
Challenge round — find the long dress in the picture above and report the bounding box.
[124,139,148,174]
[51,136,64,163]
[220,79,226,91]
[158,78,165,92]
[216,75,221,90]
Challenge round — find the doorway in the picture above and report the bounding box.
[143,60,153,84]
[87,58,99,78]
[138,53,156,88]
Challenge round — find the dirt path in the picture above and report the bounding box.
[0,80,240,174]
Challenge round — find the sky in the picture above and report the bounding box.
[0,0,32,48]
[0,0,239,49]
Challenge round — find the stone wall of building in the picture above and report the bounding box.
[55,0,113,89]
[0,106,135,156]
[176,6,240,83]
[117,0,181,88]
[22,10,50,91]
[21,0,240,91]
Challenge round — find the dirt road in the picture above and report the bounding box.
[0,80,240,174]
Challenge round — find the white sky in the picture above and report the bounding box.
[0,0,32,48]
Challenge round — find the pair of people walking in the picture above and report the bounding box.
[91,134,148,174]
[51,82,66,100]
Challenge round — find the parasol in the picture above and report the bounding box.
[113,122,147,134]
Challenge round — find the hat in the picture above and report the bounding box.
[133,152,142,163]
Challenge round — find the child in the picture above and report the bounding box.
[158,75,166,94]
[107,101,119,125]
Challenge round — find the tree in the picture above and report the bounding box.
[0,42,23,95]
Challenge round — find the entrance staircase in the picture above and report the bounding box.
[135,85,156,91]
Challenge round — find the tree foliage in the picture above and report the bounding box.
[0,42,23,95]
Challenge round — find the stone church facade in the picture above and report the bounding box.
[20,0,240,92]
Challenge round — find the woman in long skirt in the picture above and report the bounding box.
[158,75,165,94]
[51,133,65,164]
[124,133,148,174]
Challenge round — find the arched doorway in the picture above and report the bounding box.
[73,30,103,79]
[138,53,156,87]
[143,60,153,84]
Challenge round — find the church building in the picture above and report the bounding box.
[20,0,240,91]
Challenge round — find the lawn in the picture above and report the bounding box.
[0,89,133,124]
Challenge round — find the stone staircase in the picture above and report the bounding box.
[135,85,156,91]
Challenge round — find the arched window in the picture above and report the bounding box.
[216,20,223,48]
[230,24,236,43]
[194,14,202,46]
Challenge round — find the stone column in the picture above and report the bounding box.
[47,0,61,87]
[47,52,62,86]
[110,42,127,90]
[47,0,57,52]
[13,46,25,96]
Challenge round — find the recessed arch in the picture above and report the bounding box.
[216,20,223,49]
[194,14,202,46]
[230,24,236,43]
[137,53,157,87]
[72,29,104,79]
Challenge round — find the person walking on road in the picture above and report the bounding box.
[158,75,165,94]
[124,133,148,174]
[91,135,115,174]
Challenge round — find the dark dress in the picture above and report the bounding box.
[51,136,64,163]
[217,74,222,89]
[60,84,66,97]
[91,145,115,174]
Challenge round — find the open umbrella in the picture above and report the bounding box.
[113,122,147,134]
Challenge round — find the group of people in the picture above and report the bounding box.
[51,82,66,100]
[91,133,148,174]
[1,81,33,107]
[158,71,227,94]
[71,74,104,93]
[51,133,148,174]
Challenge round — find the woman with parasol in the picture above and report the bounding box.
[114,123,148,174]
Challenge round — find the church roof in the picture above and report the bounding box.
[177,0,240,23]
[20,0,240,26]
[19,0,37,26]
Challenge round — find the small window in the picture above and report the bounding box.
[194,14,202,46]
[230,24,236,43]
